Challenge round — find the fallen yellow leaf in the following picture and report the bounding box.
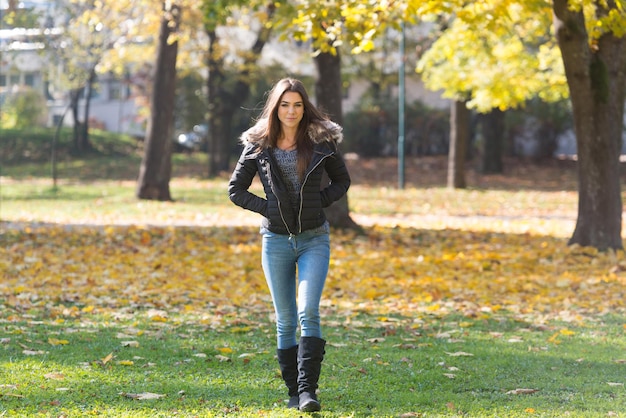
[101,353,114,365]
[48,338,69,346]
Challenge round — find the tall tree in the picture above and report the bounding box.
[314,52,343,124]
[48,0,140,152]
[414,0,625,250]
[553,0,625,250]
[313,50,359,228]
[136,2,181,201]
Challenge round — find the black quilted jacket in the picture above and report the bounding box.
[228,120,351,235]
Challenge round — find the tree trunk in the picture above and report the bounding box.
[315,52,343,125]
[447,100,469,189]
[136,2,180,201]
[69,88,82,152]
[80,65,97,151]
[314,50,358,230]
[207,4,275,177]
[480,108,504,174]
[553,0,625,250]
[206,29,225,177]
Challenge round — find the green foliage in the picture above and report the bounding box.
[0,88,47,129]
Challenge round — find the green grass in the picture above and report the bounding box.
[2,310,625,417]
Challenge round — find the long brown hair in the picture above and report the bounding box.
[259,78,329,178]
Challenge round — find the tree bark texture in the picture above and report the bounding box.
[447,100,469,189]
[136,2,180,201]
[480,108,504,174]
[553,0,626,250]
[314,51,343,125]
[314,50,358,230]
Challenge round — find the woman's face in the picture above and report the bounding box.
[277,91,304,130]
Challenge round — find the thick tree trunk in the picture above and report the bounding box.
[207,4,275,177]
[447,100,469,189]
[480,108,504,174]
[315,52,343,125]
[553,0,625,250]
[314,51,358,230]
[136,2,180,201]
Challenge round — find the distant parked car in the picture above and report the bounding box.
[174,123,208,152]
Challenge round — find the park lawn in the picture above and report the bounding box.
[1,223,626,417]
[2,132,626,416]
[1,306,625,417]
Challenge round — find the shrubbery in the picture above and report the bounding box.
[0,87,47,129]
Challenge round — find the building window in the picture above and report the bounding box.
[0,75,6,87]
[9,74,20,85]
[24,73,35,87]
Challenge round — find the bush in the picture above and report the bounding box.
[0,87,47,129]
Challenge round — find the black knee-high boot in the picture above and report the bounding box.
[276,345,299,408]
[297,336,326,412]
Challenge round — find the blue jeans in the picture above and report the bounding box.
[261,229,330,349]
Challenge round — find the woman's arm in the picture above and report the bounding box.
[320,151,351,208]
[228,149,268,216]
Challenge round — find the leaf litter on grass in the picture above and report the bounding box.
[2,224,625,324]
[1,223,626,416]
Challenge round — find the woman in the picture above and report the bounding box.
[228,78,351,412]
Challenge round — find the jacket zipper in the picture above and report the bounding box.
[296,152,333,234]
[277,197,294,237]
[265,156,295,236]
